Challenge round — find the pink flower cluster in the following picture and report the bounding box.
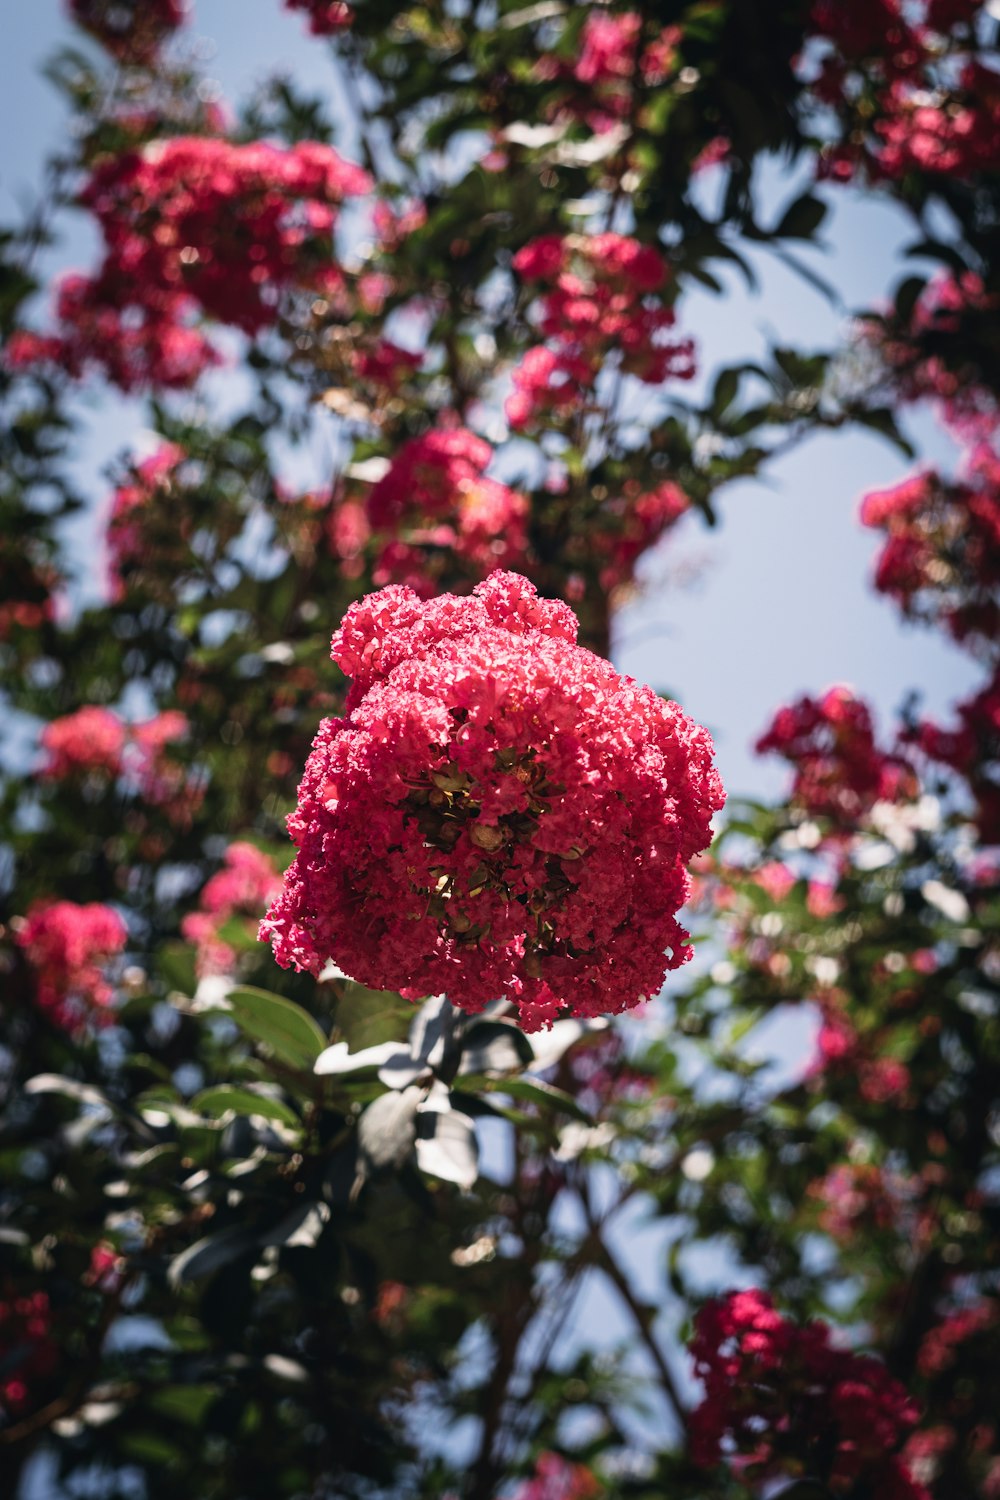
[918,1298,999,1375]
[871,273,1000,442]
[860,446,1000,653]
[40,706,201,824]
[536,11,682,134]
[596,479,689,594]
[41,705,126,780]
[808,991,919,1106]
[260,571,723,1032]
[351,338,422,395]
[875,63,1000,181]
[366,428,530,594]
[15,901,127,1031]
[810,0,924,68]
[68,0,185,62]
[911,662,1000,842]
[511,1452,601,1500]
[9,136,371,390]
[5,272,220,393]
[690,1289,929,1498]
[106,441,187,599]
[0,1291,57,1416]
[808,1,1000,184]
[182,842,283,976]
[285,0,353,34]
[507,234,695,431]
[755,685,918,827]
[807,1162,917,1243]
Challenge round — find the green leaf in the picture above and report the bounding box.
[226,987,327,1070]
[494,1076,593,1124]
[167,1226,261,1288]
[191,1086,302,1129]
[774,192,828,241]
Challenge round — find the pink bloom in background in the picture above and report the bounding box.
[9,136,371,391]
[596,479,690,595]
[84,1242,126,1293]
[284,0,353,34]
[911,661,1000,842]
[15,901,128,1032]
[918,1298,999,1375]
[5,272,221,393]
[507,234,695,432]
[41,705,126,779]
[690,1289,929,1498]
[807,878,844,918]
[81,136,372,333]
[0,1291,58,1416]
[808,1162,910,1242]
[106,441,187,597]
[511,1451,602,1500]
[40,706,202,827]
[127,710,202,824]
[182,842,283,976]
[351,339,422,394]
[868,272,1000,442]
[874,64,1000,181]
[261,571,723,1031]
[755,685,918,827]
[68,0,185,62]
[540,10,681,132]
[860,444,1000,653]
[755,861,797,903]
[366,428,530,591]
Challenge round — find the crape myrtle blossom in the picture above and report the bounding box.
[15,901,128,1032]
[506,234,695,432]
[182,841,283,976]
[535,9,683,134]
[0,1291,58,1416]
[40,705,202,825]
[5,271,221,393]
[510,1451,602,1500]
[8,136,371,390]
[40,705,127,780]
[874,63,1000,181]
[261,571,723,1032]
[366,428,530,593]
[80,137,372,334]
[755,685,919,829]
[689,1289,930,1499]
[910,662,1000,842]
[860,444,1000,654]
[68,0,185,62]
[285,0,353,34]
[106,441,187,599]
[863,272,1000,443]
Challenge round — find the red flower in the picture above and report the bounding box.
[507,234,694,432]
[9,136,371,390]
[15,901,128,1032]
[41,706,126,779]
[261,571,723,1031]
[68,0,185,62]
[285,0,353,34]
[0,1291,58,1417]
[756,685,918,827]
[183,843,283,976]
[690,1290,929,1498]
[366,428,530,592]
